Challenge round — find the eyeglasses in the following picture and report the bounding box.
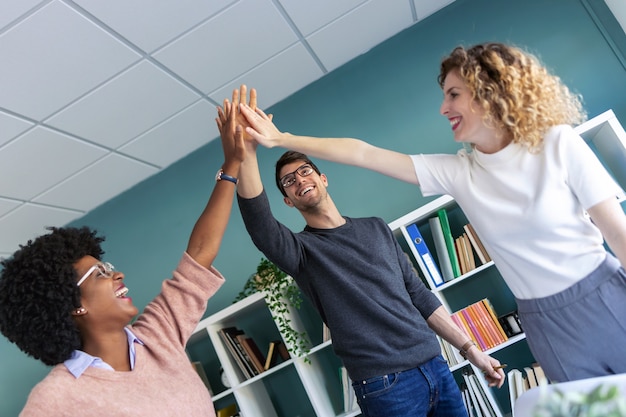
[76,262,115,287]
[280,164,315,188]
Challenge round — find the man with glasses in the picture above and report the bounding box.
[0,100,244,416]
[229,85,503,417]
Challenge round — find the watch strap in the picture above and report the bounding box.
[216,169,238,185]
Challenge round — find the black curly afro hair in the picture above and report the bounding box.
[0,226,105,366]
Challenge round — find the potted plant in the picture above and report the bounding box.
[234,258,311,361]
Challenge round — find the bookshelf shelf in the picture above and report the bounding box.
[188,290,357,417]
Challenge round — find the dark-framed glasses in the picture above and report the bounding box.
[76,262,115,287]
[280,164,314,188]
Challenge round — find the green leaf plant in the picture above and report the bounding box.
[533,383,626,417]
[234,258,311,363]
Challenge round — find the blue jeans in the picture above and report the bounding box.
[352,355,467,417]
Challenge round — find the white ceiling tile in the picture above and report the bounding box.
[0,112,34,146]
[119,100,218,168]
[210,44,324,109]
[46,61,200,148]
[33,154,158,211]
[74,0,234,52]
[0,198,20,217]
[0,0,45,29]
[307,0,414,71]
[280,0,366,36]
[604,0,626,35]
[0,1,140,120]
[154,0,298,94]
[0,127,107,200]
[412,0,455,20]
[0,0,463,274]
[0,204,83,254]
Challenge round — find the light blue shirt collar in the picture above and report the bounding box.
[64,327,144,378]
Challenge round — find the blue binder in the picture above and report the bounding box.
[406,224,444,288]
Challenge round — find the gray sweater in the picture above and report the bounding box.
[238,191,442,380]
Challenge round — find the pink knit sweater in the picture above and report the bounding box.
[20,252,225,417]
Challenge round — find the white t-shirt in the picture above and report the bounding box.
[412,124,624,299]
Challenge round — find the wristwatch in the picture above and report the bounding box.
[215,168,238,185]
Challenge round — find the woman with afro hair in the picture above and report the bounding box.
[0,94,248,416]
[238,42,626,384]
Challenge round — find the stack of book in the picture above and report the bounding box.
[508,364,549,416]
[437,335,462,366]
[461,369,501,417]
[407,208,492,290]
[218,327,268,379]
[450,299,509,352]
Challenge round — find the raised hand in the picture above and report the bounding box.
[230,85,257,140]
[239,104,283,149]
[215,100,244,166]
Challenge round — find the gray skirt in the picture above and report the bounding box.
[516,253,626,383]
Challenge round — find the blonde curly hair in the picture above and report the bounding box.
[438,43,586,150]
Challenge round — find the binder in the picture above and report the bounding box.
[437,209,462,277]
[406,223,444,288]
[429,216,455,281]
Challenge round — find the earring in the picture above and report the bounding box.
[74,307,86,315]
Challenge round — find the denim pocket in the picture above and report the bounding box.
[352,372,400,399]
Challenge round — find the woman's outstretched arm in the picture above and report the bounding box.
[240,103,419,185]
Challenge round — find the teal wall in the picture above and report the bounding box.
[1,0,625,415]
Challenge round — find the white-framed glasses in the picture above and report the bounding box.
[280,164,315,188]
[76,262,115,287]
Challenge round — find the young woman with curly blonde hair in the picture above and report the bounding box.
[238,42,626,383]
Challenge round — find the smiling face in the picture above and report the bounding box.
[73,256,138,326]
[279,160,328,211]
[440,71,489,143]
[440,70,511,153]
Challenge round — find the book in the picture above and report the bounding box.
[340,366,360,412]
[480,299,509,342]
[264,340,280,370]
[428,216,455,281]
[524,366,538,389]
[474,300,506,346]
[460,308,488,350]
[466,302,495,349]
[405,223,444,288]
[464,223,492,264]
[216,403,239,417]
[455,237,467,275]
[507,369,523,412]
[237,335,266,375]
[322,322,331,342]
[467,373,497,417]
[219,327,256,378]
[460,384,473,417]
[191,361,213,395]
[229,330,259,378]
[264,340,289,370]
[450,313,475,348]
[463,233,476,270]
[531,363,548,385]
[463,372,484,417]
[276,339,290,360]
[437,208,462,277]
